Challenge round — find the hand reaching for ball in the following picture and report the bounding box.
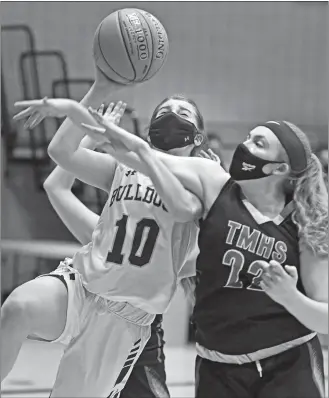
[81,105,148,155]
[90,101,129,155]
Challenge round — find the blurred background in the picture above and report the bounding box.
[1,1,328,396]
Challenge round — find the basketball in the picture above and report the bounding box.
[93,9,169,84]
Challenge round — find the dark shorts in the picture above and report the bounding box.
[120,314,170,398]
[195,336,325,398]
[121,361,170,398]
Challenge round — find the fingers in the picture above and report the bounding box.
[88,107,105,125]
[112,100,123,115]
[114,102,126,124]
[268,260,284,277]
[13,106,35,121]
[208,149,220,162]
[199,150,211,159]
[284,265,298,279]
[24,112,44,129]
[97,104,105,116]
[104,102,115,116]
[259,280,270,291]
[14,97,50,122]
[253,260,270,272]
[14,99,44,108]
[198,149,220,163]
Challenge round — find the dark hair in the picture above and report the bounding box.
[149,94,209,157]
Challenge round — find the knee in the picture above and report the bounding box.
[1,288,34,328]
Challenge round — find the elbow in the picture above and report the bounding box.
[43,180,62,198]
[43,178,53,193]
[48,143,70,168]
[48,142,60,162]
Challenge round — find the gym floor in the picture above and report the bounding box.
[1,340,327,398]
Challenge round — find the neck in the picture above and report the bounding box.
[237,177,287,217]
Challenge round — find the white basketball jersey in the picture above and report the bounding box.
[73,164,199,314]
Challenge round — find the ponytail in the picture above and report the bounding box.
[292,154,328,257]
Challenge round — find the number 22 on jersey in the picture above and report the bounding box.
[223,249,264,291]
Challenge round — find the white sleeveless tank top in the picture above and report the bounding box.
[73,164,199,313]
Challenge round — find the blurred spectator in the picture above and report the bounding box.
[315,147,328,186]
[207,132,227,171]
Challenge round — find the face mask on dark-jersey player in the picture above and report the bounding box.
[229,143,283,181]
[149,112,198,151]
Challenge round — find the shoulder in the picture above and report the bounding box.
[195,160,231,217]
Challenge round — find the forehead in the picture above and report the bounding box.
[250,126,281,146]
[158,98,195,114]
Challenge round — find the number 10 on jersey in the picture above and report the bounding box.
[106,214,160,267]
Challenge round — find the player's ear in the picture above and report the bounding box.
[263,162,290,176]
[194,134,204,147]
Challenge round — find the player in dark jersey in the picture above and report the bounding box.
[81,117,328,398]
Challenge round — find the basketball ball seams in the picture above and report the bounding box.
[118,10,137,82]
[97,18,131,83]
[136,11,154,82]
[140,12,169,81]
[93,8,168,84]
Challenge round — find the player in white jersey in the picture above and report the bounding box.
[2,71,211,397]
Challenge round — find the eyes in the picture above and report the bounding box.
[157,109,191,119]
[246,134,265,148]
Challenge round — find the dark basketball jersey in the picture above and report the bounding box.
[193,178,312,355]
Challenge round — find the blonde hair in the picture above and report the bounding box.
[282,122,328,257]
[180,276,196,309]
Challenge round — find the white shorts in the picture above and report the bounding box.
[33,259,154,397]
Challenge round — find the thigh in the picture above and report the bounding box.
[121,362,170,398]
[257,338,325,398]
[5,275,68,341]
[50,308,151,398]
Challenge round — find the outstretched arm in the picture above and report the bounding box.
[81,110,213,221]
[80,112,227,208]
[14,70,123,192]
[42,103,127,244]
[136,144,203,222]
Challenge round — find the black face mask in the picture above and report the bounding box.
[229,144,283,181]
[149,112,198,151]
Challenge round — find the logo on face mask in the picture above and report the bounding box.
[149,112,198,151]
[229,143,283,181]
[241,162,256,171]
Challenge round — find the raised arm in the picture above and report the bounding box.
[43,135,99,245]
[80,112,230,214]
[14,70,123,192]
[43,103,126,244]
[135,144,203,222]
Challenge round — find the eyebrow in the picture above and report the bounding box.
[158,105,192,114]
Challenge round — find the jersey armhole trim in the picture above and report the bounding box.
[202,176,233,221]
